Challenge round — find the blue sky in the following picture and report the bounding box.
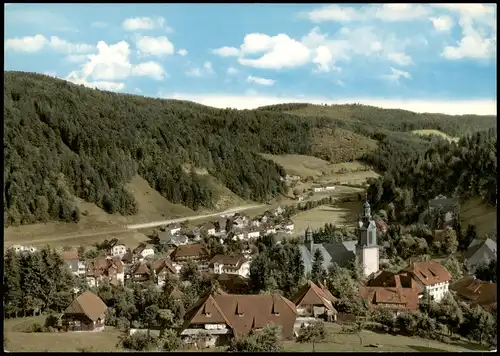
[4,3,497,115]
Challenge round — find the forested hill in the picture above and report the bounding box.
[3,71,497,227]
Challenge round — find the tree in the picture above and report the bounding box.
[3,249,23,317]
[227,325,282,352]
[311,249,327,285]
[435,293,463,336]
[441,228,458,255]
[462,224,478,251]
[159,328,182,351]
[443,256,465,281]
[143,305,159,337]
[297,321,327,352]
[327,264,358,299]
[474,259,497,282]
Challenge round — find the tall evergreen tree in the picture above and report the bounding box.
[311,249,327,285]
[3,249,23,317]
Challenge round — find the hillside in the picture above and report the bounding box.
[4,71,497,227]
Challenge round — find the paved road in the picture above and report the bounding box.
[125,204,267,230]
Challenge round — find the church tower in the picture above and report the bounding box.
[305,225,313,253]
[355,194,379,277]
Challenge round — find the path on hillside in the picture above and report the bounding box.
[7,204,267,247]
[125,204,266,230]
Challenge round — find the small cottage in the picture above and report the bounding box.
[62,291,107,332]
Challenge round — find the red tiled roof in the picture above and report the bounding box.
[451,276,497,312]
[62,250,79,261]
[291,281,337,314]
[403,260,452,286]
[183,291,297,339]
[359,285,420,312]
[170,243,209,260]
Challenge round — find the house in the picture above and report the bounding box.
[159,230,189,247]
[261,225,276,235]
[170,244,210,270]
[312,184,325,193]
[450,276,497,313]
[465,238,497,274]
[428,195,458,227]
[282,220,294,233]
[62,250,86,277]
[209,254,250,278]
[246,228,260,239]
[291,281,338,322]
[324,185,335,191]
[167,223,182,235]
[131,261,152,283]
[250,219,261,228]
[10,245,37,253]
[402,260,452,302]
[86,257,125,287]
[133,244,155,261]
[110,244,127,258]
[228,230,245,241]
[152,258,177,286]
[273,206,284,216]
[180,287,297,347]
[201,222,217,236]
[62,291,107,332]
[232,213,248,228]
[359,284,420,314]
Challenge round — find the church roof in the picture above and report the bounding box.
[299,241,356,275]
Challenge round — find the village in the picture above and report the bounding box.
[6,189,497,352]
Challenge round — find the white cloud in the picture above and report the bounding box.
[440,5,496,60]
[5,34,48,53]
[431,16,454,32]
[227,67,238,75]
[387,52,413,66]
[49,36,93,54]
[66,54,89,63]
[247,75,275,86]
[122,16,166,31]
[383,67,412,84]
[212,46,240,57]
[313,45,337,72]
[132,61,166,80]
[186,61,214,77]
[307,4,431,23]
[177,48,188,56]
[238,33,310,69]
[156,92,496,116]
[136,35,175,57]
[64,40,132,91]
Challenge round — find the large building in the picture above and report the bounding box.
[298,196,380,277]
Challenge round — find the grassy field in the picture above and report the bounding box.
[292,200,362,236]
[411,129,459,142]
[282,323,486,352]
[4,315,123,352]
[460,197,497,237]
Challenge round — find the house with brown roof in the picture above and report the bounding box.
[359,284,420,314]
[130,261,153,283]
[402,260,452,302]
[208,254,250,278]
[152,258,177,286]
[170,243,210,271]
[86,257,124,287]
[62,250,86,277]
[291,281,338,322]
[201,222,217,236]
[132,243,155,261]
[62,291,107,332]
[450,276,497,313]
[180,287,297,347]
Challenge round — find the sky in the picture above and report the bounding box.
[4,3,497,115]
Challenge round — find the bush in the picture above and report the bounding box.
[160,329,182,351]
[120,332,158,351]
[29,322,45,333]
[44,314,61,329]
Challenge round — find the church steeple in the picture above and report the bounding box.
[362,193,371,219]
[305,225,313,253]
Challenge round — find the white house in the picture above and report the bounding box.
[201,222,217,236]
[230,230,246,241]
[403,260,452,302]
[10,245,38,253]
[208,254,250,278]
[250,219,261,227]
[168,223,182,235]
[133,244,155,260]
[283,221,295,233]
[262,226,277,235]
[247,229,260,239]
[324,185,335,191]
[273,206,284,216]
[312,184,325,193]
[111,244,127,258]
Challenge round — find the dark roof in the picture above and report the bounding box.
[209,254,247,267]
[465,238,497,260]
[64,291,107,321]
[152,258,176,275]
[183,291,297,339]
[170,243,209,260]
[451,276,497,311]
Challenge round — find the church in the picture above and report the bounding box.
[298,196,380,277]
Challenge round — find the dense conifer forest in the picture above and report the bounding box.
[4,71,497,226]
